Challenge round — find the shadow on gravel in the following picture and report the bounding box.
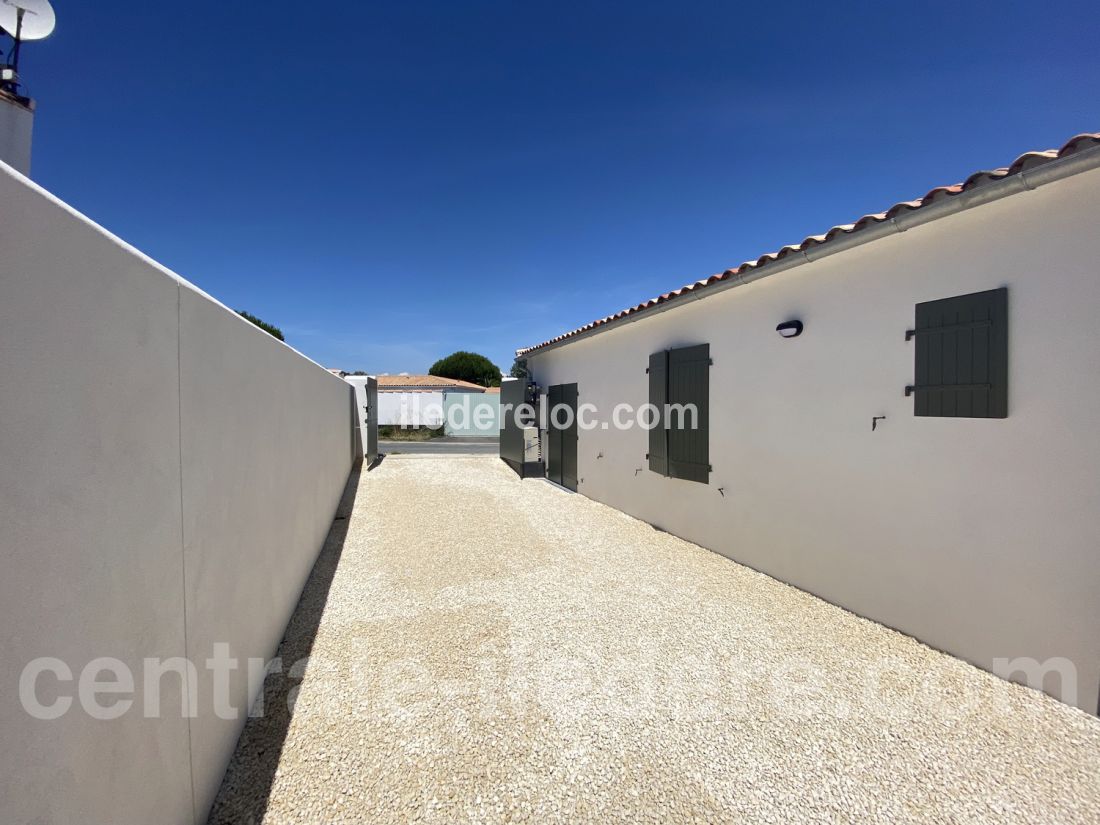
[205,464,361,825]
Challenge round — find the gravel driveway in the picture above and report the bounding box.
[209,456,1100,824]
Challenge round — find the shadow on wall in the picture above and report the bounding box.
[205,464,361,823]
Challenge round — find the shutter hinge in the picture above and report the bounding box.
[645,367,649,374]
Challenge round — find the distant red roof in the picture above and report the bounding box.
[376,375,487,391]
[518,132,1100,356]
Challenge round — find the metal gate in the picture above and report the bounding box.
[364,375,379,467]
[546,382,578,491]
[499,377,541,477]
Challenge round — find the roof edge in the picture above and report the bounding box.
[519,133,1100,358]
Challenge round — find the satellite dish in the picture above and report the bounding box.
[0,0,56,42]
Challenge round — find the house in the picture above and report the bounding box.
[342,373,500,433]
[377,374,488,393]
[514,132,1100,714]
[375,375,495,431]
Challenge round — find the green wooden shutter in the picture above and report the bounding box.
[647,350,668,476]
[909,287,1008,418]
[667,343,710,483]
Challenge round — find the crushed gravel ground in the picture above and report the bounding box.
[209,456,1100,824]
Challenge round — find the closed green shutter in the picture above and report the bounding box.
[908,287,1008,418]
[647,350,668,476]
[667,344,710,483]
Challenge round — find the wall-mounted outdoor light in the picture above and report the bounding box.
[776,320,804,338]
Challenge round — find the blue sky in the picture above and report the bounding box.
[21,0,1100,373]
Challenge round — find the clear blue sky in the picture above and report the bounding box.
[21,1,1099,373]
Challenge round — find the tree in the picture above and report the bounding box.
[238,310,285,342]
[510,357,528,380]
[429,351,502,387]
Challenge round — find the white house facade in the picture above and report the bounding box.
[519,134,1100,714]
[343,374,499,435]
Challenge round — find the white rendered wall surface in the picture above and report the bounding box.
[444,392,500,436]
[527,167,1100,714]
[0,160,357,824]
[343,380,494,433]
[377,391,446,427]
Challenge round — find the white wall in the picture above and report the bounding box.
[377,391,445,427]
[444,392,500,436]
[0,160,357,824]
[343,379,491,431]
[527,166,1100,714]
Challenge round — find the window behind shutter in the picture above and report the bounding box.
[667,343,710,483]
[909,288,1008,418]
[647,350,668,475]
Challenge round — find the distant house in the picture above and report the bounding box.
[376,374,488,393]
[514,132,1100,714]
[341,373,498,431]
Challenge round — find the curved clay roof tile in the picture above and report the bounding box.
[517,133,1100,356]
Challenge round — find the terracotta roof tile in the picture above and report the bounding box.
[376,375,487,390]
[518,132,1100,356]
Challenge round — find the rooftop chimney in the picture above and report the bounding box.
[0,87,33,174]
[1,0,56,175]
